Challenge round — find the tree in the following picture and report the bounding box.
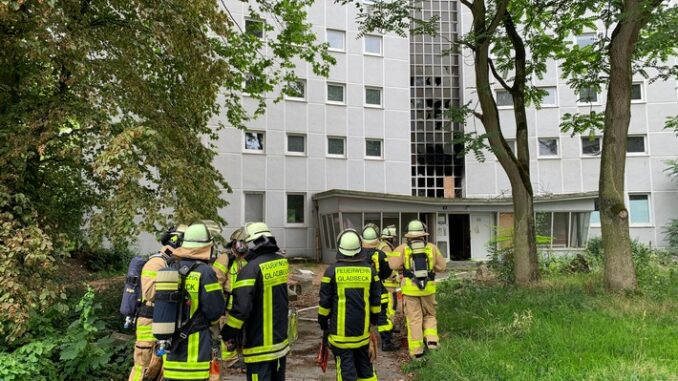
[0,0,334,248]
[560,0,678,291]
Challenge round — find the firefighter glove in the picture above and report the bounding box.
[318,315,329,331]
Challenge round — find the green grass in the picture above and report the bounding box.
[410,270,678,381]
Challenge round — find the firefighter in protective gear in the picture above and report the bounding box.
[128,225,186,381]
[211,228,248,370]
[319,229,381,381]
[163,223,226,381]
[221,222,289,381]
[389,220,446,359]
[362,225,400,352]
[378,226,400,328]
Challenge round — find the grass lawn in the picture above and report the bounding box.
[408,269,678,381]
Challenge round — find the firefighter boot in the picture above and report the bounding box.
[380,331,401,352]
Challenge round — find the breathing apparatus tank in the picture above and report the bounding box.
[409,240,430,290]
[152,268,180,355]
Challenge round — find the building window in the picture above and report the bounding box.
[327,83,345,104]
[576,32,597,47]
[364,35,383,55]
[627,136,646,154]
[287,134,306,155]
[286,194,305,224]
[365,87,382,107]
[590,199,600,226]
[505,138,517,155]
[539,86,557,106]
[578,87,599,103]
[244,192,264,222]
[631,82,644,101]
[629,194,650,225]
[286,79,306,100]
[245,19,265,39]
[536,211,590,248]
[495,89,513,107]
[327,136,346,157]
[365,139,383,158]
[245,131,265,152]
[327,29,345,51]
[581,136,601,156]
[538,138,559,157]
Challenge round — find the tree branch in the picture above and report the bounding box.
[489,58,512,92]
[473,111,483,120]
[488,0,510,34]
[459,0,473,10]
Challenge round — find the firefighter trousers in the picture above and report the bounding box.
[128,318,163,381]
[332,345,377,381]
[376,284,394,338]
[246,356,286,381]
[403,294,438,357]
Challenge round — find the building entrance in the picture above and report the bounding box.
[449,214,471,260]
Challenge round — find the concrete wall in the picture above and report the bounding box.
[458,6,678,248]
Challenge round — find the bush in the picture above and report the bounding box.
[0,187,67,349]
[487,245,515,284]
[0,288,132,381]
[664,219,678,254]
[76,244,136,272]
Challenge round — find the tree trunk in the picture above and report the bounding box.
[512,180,539,284]
[600,0,658,291]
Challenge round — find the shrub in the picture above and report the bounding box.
[76,244,136,272]
[487,245,515,284]
[0,187,67,349]
[664,219,678,254]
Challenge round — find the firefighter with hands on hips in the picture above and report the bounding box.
[388,220,446,360]
[156,222,226,381]
[211,227,248,371]
[361,224,400,352]
[318,228,381,381]
[127,225,186,381]
[221,222,290,381]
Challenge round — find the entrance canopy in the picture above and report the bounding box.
[313,189,597,263]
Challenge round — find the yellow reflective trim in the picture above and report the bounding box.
[141,270,157,278]
[337,285,346,337]
[252,374,259,381]
[131,365,143,381]
[424,328,438,337]
[377,319,394,332]
[136,325,155,341]
[164,360,211,370]
[155,283,178,291]
[226,314,245,329]
[233,278,256,289]
[242,339,289,355]
[318,306,331,316]
[370,306,381,314]
[358,375,377,381]
[374,276,380,282]
[212,261,228,274]
[204,282,221,292]
[242,346,290,363]
[162,370,210,379]
[336,356,342,381]
[188,331,199,362]
[386,251,400,257]
[322,276,331,283]
[328,335,370,349]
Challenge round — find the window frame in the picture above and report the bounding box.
[537,137,560,158]
[577,86,600,105]
[243,191,265,223]
[327,136,346,158]
[326,29,346,52]
[626,135,647,156]
[364,86,383,108]
[243,130,266,154]
[538,86,558,107]
[286,193,307,226]
[628,193,652,226]
[286,133,307,156]
[495,88,513,108]
[590,199,601,227]
[631,82,645,103]
[580,136,602,157]
[364,34,383,56]
[285,79,307,101]
[365,138,383,160]
[245,19,265,39]
[575,32,597,48]
[326,82,346,105]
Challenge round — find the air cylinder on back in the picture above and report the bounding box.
[152,268,180,341]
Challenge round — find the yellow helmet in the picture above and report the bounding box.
[244,222,273,243]
[362,225,379,245]
[337,229,362,257]
[404,219,428,239]
[181,223,213,248]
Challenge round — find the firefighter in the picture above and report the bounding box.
[128,225,185,381]
[318,229,381,381]
[211,228,248,370]
[221,222,289,381]
[389,220,446,359]
[378,225,401,332]
[362,225,400,352]
[163,222,226,381]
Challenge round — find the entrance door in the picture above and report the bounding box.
[448,214,471,260]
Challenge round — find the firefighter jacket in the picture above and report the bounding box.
[362,246,392,282]
[318,252,381,349]
[222,241,289,364]
[376,240,400,288]
[134,248,172,342]
[390,242,446,296]
[163,245,226,381]
[212,252,230,292]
